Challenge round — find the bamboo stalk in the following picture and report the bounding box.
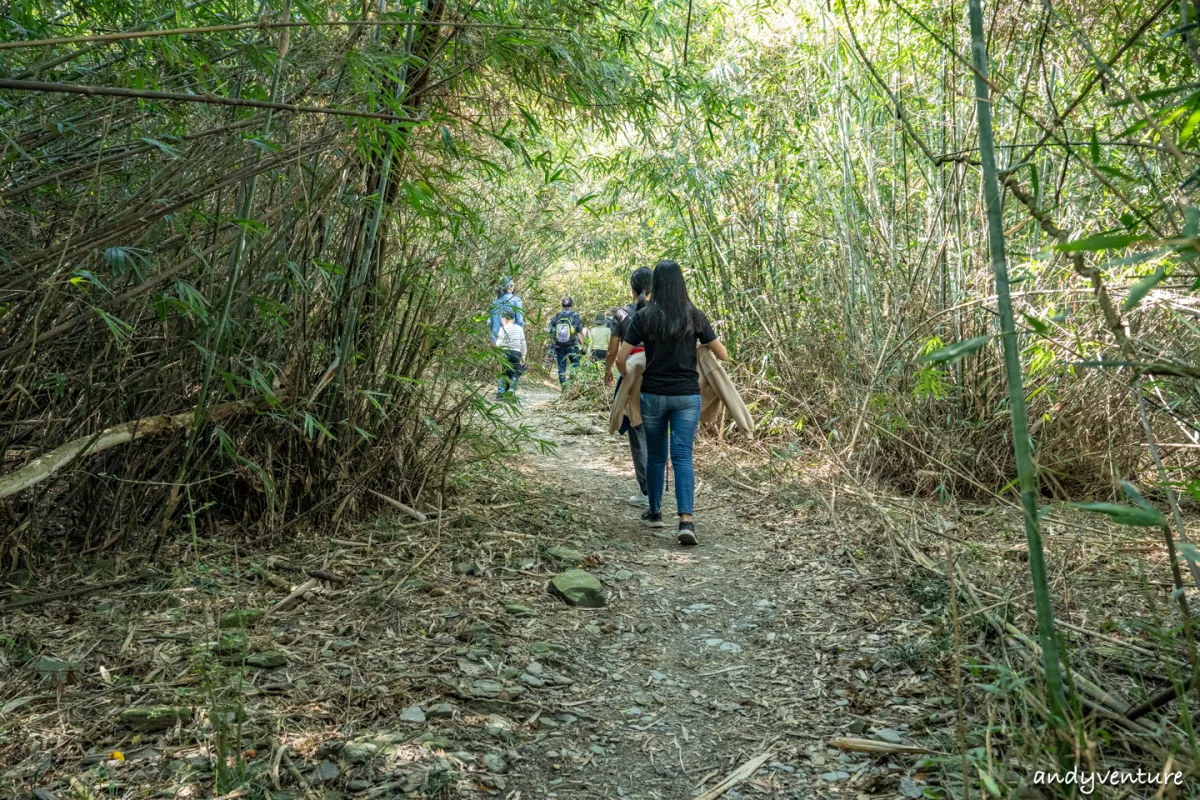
[0,79,415,121]
[0,19,568,51]
[967,0,1066,722]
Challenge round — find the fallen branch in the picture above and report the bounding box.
[695,751,774,800]
[263,578,320,619]
[0,574,144,613]
[829,737,934,756]
[306,569,346,584]
[0,397,269,501]
[369,489,427,522]
[0,78,416,122]
[0,18,570,51]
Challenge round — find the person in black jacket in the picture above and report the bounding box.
[616,260,727,545]
[606,267,653,507]
[548,296,583,386]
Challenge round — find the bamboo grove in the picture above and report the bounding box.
[7,0,1200,786]
[0,0,681,553]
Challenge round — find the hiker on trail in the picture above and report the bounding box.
[548,296,583,387]
[607,267,653,508]
[489,277,525,394]
[494,310,527,395]
[617,260,727,545]
[586,313,611,361]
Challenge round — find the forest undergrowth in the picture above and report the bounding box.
[4,381,1200,799]
[6,0,1200,794]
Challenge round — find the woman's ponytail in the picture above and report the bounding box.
[630,266,653,310]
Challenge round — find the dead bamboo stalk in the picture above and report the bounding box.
[0,19,569,51]
[263,578,320,619]
[0,78,416,122]
[694,751,774,800]
[369,489,427,522]
[829,738,934,755]
[0,397,270,500]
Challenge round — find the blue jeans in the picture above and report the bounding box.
[555,346,580,386]
[640,393,702,516]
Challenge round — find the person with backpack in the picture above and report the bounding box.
[493,310,527,395]
[586,313,611,361]
[548,296,583,386]
[616,260,727,545]
[489,277,524,394]
[606,267,653,507]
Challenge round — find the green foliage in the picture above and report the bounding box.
[0,0,689,559]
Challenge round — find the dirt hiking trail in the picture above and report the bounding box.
[467,385,940,799]
[2,382,946,800]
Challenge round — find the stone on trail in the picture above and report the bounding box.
[875,728,905,744]
[615,568,634,581]
[315,759,340,782]
[457,657,487,677]
[218,608,265,628]
[33,656,79,683]
[519,673,543,687]
[547,569,605,608]
[484,715,515,737]
[246,651,287,668]
[399,705,426,723]
[120,706,191,732]
[427,702,455,719]
[483,753,508,774]
[820,771,851,782]
[471,679,505,698]
[544,545,586,564]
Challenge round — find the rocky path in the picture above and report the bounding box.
[490,388,938,799]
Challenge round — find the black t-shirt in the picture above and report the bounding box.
[611,302,639,344]
[623,307,717,396]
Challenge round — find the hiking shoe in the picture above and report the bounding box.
[628,493,649,507]
[641,510,664,528]
[678,521,698,546]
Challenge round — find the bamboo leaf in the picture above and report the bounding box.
[140,137,180,158]
[1183,109,1200,143]
[1056,233,1153,252]
[1068,501,1167,527]
[1022,313,1048,335]
[1123,267,1168,311]
[1119,480,1155,511]
[920,335,991,365]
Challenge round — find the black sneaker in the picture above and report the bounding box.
[677,521,698,545]
[641,510,664,528]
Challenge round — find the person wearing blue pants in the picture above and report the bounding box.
[548,295,583,387]
[616,260,728,545]
[489,277,524,394]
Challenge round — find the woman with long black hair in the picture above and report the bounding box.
[617,260,727,545]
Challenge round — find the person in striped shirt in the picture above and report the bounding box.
[494,310,527,395]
